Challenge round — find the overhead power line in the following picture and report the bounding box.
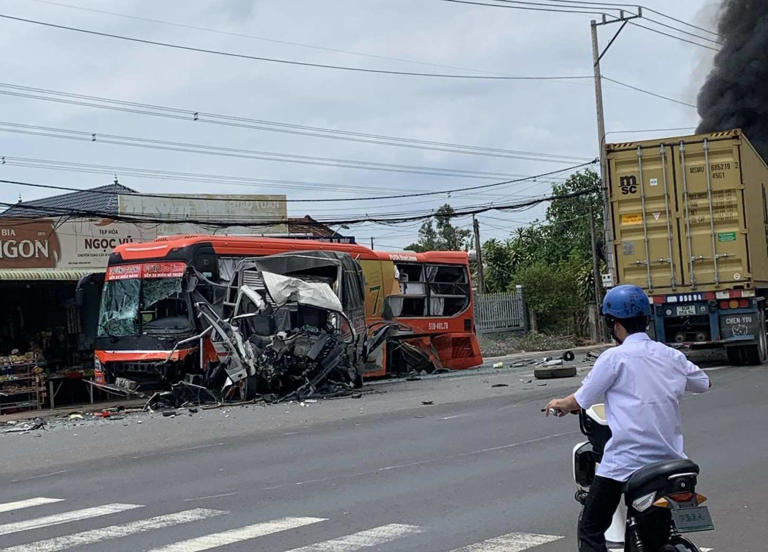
[545,1,722,37]
[0,161,594,204]
[0,82,591,164]
[0,185,600,226]
[0,12,591,81]
[628,21,719,52]
[602,76,696,109]
[0,156,568,202]
[27,0,535,76]
[441,0,610,16]
[445,0,721,51]
[0,121,534,180]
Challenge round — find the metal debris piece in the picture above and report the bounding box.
[421,400,434,405]
[491,383,509,388]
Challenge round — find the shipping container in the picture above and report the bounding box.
[606,129,768,364]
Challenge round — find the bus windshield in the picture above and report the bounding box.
[97,263,192,337]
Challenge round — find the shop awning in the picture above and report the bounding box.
[0,269,104,281]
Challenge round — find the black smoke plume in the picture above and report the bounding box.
[696,0,768,161]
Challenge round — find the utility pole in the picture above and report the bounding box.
[590,8,641,291]
[472,215,485,294]
[370,237,374,250]
[589,206,604,342]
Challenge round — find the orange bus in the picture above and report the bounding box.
[94,235,482,384]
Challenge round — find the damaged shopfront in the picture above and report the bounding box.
[0,185,291,411]
[0,217,159,412]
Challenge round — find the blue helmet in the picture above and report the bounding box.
[602,285,650,319]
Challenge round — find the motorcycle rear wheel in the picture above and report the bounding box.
[663,535,700,551]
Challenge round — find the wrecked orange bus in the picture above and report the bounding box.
[93,235,482,385]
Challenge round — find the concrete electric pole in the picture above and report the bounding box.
[472,215,485,294]
[590,9,642,291]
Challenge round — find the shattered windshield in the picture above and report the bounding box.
[97,276,190,337]
[98,279,140,337]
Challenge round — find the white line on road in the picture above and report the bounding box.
[260,431,576,492]
[0,497,63,514]
[10,470,68,483]
[146,516,326,552]
[182,492,239,502]
[284,523,422,551]
[450,532,563,551]
[0,504,142,536]
[608,548,714,552]
[0,508,224,552]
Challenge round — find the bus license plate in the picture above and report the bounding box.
[676,305,697,316]
[671,506,714,533]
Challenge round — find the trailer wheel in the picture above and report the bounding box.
[726,346,743,366]
[731,311,767,366]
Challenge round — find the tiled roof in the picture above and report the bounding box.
[0,183,137,218]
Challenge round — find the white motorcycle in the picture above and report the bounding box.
[571,404,714,551]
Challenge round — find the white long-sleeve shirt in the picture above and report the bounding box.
[575,332,710,481]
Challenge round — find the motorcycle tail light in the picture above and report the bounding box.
[653,493,707,508]
[632,492,657,512]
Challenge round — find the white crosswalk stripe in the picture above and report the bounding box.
[610,548,711,552]
[284,523,422,551]
[0,498,64,514]
[146,516,326,552]
[450,532,563,551]
[0,508,225,552]
[0,503,142,537]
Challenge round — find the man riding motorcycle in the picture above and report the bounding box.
[544,285,711,552]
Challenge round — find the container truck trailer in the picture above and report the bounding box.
[606,129,768,364]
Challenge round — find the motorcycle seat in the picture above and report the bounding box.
[624,459,699,499]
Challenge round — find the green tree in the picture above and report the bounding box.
[476,169,602,335]
[405,204,472,252]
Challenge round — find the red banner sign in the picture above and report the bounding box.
[106,262,186,281]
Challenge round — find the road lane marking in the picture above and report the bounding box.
[450,532,563,551]
[0,504,142,536]
[609,548,711,551]
[0,498,63,514]
[284,523,422,551]
[146,516,326,552]
[182,492,239,502]
[10,470,68,483]
[261,431,577,492]
[0,508,224,552]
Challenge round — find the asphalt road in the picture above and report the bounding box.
[0,356,765,551]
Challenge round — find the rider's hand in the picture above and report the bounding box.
[544,398,569,417]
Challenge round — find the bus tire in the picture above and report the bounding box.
[534,366,577,379]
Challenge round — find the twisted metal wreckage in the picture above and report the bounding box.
[142,251,395,409]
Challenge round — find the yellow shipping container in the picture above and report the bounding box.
[607,129,768,294]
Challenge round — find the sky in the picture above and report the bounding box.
[0,0,720,250]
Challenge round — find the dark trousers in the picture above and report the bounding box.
[578,475,624,552]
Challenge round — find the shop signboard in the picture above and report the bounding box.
[0,194,288,278]
[0,218,157,272]
[118,194,288,236]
